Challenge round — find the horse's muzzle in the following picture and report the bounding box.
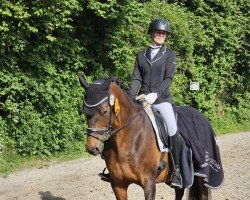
[85,140,104,156]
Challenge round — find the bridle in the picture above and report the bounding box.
[85,93,144,144]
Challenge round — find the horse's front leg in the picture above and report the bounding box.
[142,179,156,200]
[111,183,129,200]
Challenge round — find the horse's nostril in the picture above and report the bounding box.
[94,147,100,152]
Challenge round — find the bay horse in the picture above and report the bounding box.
[79,75,212,200]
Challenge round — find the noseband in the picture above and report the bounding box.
[85,94,143,143]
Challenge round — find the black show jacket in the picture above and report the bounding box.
[130,45,176,104]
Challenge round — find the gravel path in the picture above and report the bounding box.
[0,132,249,200]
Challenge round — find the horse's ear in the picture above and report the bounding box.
[78,72,89,90]
[100,79,111,91]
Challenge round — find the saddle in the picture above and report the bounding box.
[152,108,169,148]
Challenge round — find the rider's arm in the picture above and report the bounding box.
[130,55,142,99]
[158,50,176,96]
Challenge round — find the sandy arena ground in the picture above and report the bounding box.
[0,132,249,200]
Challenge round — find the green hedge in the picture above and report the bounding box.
[0,0,249,156]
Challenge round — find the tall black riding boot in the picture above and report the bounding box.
[170,132,183,189]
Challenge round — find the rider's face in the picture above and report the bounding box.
[151,30,167,45]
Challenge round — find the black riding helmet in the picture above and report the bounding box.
[148,18,171,34]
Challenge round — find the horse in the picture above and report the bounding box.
[78,75,214,200]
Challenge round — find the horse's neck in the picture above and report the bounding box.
[110,105,149,154]
[109,82,156,146]
[115,97,151,144]
[117,98,141,125]
[110,82,140,122]
[108,96,160,166]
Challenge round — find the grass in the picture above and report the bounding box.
[214,123,250,135]
[211,115,250,136]
[0,143,90,177]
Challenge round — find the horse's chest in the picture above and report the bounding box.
[106,155,138,181]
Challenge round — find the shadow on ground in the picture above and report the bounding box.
[39,191,65,200]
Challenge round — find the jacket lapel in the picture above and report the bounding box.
[144,45,167,65]
[151,46,166,63]
[144,48,152,65]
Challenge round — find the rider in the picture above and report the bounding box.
[130,18,183,189]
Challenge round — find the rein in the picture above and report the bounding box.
[110,107,144,135]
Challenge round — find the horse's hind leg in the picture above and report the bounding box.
[197,177,212,200]
[175,188,185,200]
[188,176,212,200]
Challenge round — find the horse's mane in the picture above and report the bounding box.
[109,77,132,97]
[108,77,143,108]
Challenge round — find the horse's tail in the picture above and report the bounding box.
[187,176,212,200]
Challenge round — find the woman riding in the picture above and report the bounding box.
[99,18,183,189]
[129,18,183,189]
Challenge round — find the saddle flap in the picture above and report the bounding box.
[152,109,169,148]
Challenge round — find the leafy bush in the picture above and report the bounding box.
[0,0,87,155]
[0,0,249,156]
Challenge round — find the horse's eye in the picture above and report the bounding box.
[101,110,108,116]
[99,108,108,116]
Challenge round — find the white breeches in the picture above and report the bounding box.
[152,102,177,137]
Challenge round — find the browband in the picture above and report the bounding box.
[84,96,108,107]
